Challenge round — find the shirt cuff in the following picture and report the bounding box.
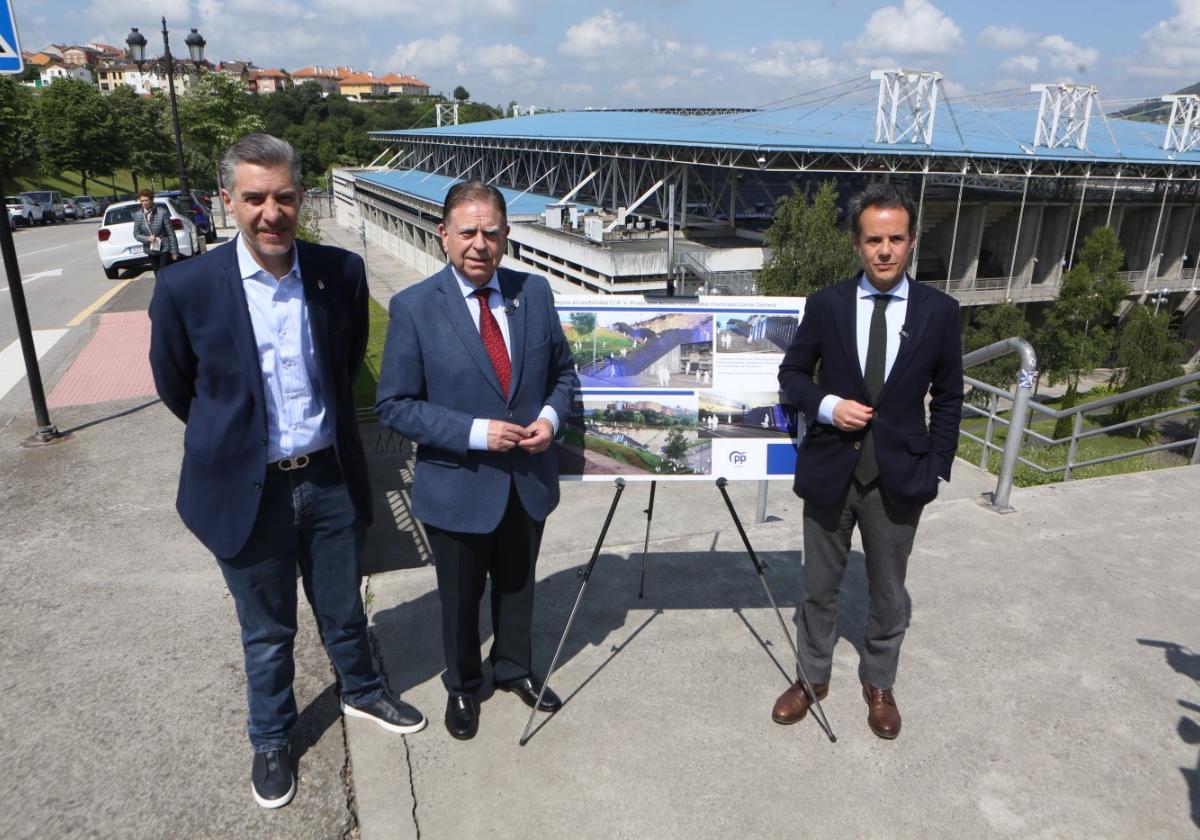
[468,418,491,451]
[538,405,560,435]
[816,394,842,426]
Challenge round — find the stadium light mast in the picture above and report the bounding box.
[871,69,942,145]
[1030,83,1098,150]
[1162,94,1200,155]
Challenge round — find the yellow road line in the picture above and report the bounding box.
[67,278,136,327]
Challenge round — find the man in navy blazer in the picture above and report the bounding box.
[149,134,425,809]
[375,180,577,740]
[774,183,963,740]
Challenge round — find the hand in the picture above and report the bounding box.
[171,254,180,261]
[831,399,873,431]
[517,418,554,454]
[487,420,529,453]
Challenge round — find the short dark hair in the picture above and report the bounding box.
[848,182,918,239]
[442,179,507,225]
[137,188,153,200]
[219,133,302,194]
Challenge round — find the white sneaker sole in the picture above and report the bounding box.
[341,702,428,734]
[251,777,296,809]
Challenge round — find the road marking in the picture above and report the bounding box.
[0,267,64,292]
[67,278,136,326]
[15,243,70,259]
[0,330,68,403]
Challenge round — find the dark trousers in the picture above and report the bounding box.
[216,451,383,752]
[150,250,173,275]
[799,479,922,689]
[424,485,544,697]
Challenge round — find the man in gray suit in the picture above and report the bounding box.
[376,180,577,739]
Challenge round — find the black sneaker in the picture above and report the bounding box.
[341,693,427,734]
[251,746,295,809]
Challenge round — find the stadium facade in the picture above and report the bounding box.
[332,73,1200,329]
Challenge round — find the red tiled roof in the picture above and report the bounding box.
[338,72,382,86]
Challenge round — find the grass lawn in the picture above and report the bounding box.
[353,297,392,414]
[563,326,634,366]
[13,170,182,199]
[959,388,1193,486]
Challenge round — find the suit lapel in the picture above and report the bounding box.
[297,242,335,400]
[499,269,525,403]
[877,277,929,405]
[831,278,868,398]
[437,267,506,400]
[219,240,267,418]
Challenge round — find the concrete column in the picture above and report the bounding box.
[1016,205,1044,283]
[1158,206,1193,279]
[957,204,986,283]
[1034,206,1071,286]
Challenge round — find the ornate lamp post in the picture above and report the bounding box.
[126,20,206,212]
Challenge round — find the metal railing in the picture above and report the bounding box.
[962,338,1200,511]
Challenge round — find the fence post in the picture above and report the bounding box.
[1064,412,1083,482]
[981,393,999,471]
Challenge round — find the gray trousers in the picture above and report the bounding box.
[799,480,922,689]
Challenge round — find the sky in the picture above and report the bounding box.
[11,0,1200,112]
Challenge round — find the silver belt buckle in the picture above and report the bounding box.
[278,453,310,471]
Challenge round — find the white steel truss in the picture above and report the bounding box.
[1031,83,1098,150]
[435,103,459,127]
[1162,95,1200,155]
[871,69,942,145]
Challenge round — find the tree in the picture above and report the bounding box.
[1111,304,1185,430]
[34,78,121,194]
[1037,226,1129,438]
[176,73,265,191]
[453,85,470,103]
[962,302,1031,404]
[758,180,858,297]
[665,428,688,461]
[569,312,596,338]
[106,86,175,194]
[0,78,35,193]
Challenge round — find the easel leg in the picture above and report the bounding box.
[519,478,627,745]
[637,481,657,598]
[715,478,837,743]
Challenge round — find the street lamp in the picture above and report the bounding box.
[126,19,206,213]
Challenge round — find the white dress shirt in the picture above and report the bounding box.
[816,273,911,424]
[450,265,560,450]
[237,234,332,462]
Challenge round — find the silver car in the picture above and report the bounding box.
[6,195,43,227]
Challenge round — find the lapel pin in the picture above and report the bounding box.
[899,327,909,339]
[505,299,519,315]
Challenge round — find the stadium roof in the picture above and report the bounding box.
[372,106,1200,168]
[356,169,595,217]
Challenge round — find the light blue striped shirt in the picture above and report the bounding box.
[237,235,332,462]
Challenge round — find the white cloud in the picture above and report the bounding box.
[1037,34,1099,75]
[474,43,547,84]
[1121,0,1200,79]
[743,40,840,83]
[999,54,1039,75]
[853,0,964,57]
[977,25,1036,51]
[388,34,465,74]
[560,10,649,58]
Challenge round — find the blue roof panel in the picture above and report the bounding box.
[371,106,1199,167]
[356,169,595,216]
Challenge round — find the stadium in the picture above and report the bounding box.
[331,71,1200,337]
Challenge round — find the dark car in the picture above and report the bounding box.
[156,189,217,243]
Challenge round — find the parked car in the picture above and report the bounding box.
[73,196,98,217]
[156,189,217,243]
[21,190,65,224]
[6,195,43,227]
[63,199,78,220]
[97,198,203,279]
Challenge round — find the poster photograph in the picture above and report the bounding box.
[554,295,805,482]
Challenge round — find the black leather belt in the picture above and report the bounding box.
[269,446,333,472]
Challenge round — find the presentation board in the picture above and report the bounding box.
[553,295,806,482]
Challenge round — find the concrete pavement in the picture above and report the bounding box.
[0,219,1196,838]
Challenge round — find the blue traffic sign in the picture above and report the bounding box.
[0,0,23,75]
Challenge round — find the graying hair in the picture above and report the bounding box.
[219,133,302,193]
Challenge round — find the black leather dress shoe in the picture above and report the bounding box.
[445,695,479,740]
[496,675,562,712]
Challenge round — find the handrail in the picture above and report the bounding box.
[962,341,1199,510]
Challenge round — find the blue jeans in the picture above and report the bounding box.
[217,451,383,752]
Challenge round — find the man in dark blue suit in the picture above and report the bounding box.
[149,134,425,809]
[774,183,963,740]
[375,181,577,740]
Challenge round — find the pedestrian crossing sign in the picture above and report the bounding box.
[0,0,23,75]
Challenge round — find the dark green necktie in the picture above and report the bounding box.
[854,293,893,484]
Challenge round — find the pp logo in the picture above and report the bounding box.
[728,451,748,466]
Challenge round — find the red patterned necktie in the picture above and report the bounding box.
[473,288,510,397]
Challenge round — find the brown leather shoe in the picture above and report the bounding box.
[863,683,901,739]
[772,681,828,725]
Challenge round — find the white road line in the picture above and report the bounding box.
[0,268,64,293]
[0,330,69,403]
[15,243,70,259]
